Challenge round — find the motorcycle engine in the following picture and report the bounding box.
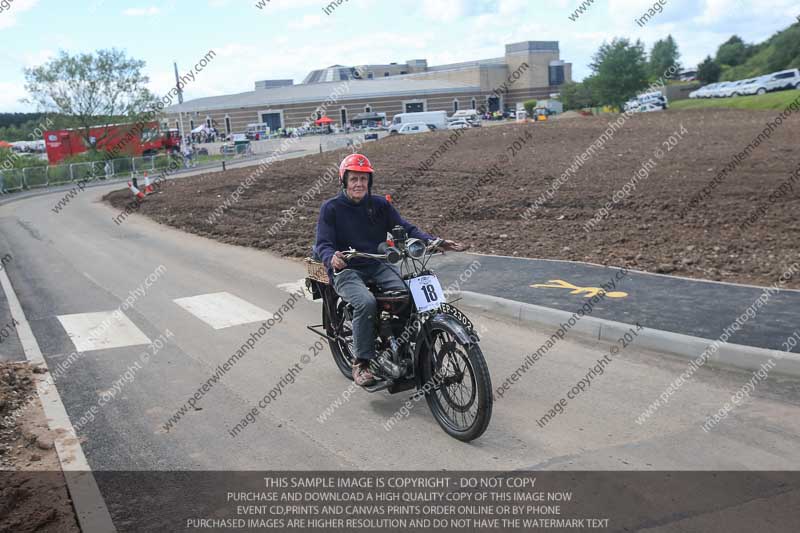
[371,351,403,380]
[370,334,404,380]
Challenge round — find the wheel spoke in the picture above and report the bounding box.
[428,329,481,431]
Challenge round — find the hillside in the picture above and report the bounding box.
[721,21,800,80]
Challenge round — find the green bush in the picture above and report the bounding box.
[523,99,538,116]
[0,147,47,169]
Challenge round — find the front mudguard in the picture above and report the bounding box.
[429,312,479,345]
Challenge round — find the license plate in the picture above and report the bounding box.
[408,275,445,312]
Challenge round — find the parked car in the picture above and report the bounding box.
[736,76,769,96]
[395,123,431,135]
[709,82,734,98]
[727,78,757,97]
[703,83,725,98]
[447,120,471,130]
[635,103,663,113]
[625,91,668,109]
[751,69,800,95]
[718,79,749,98]
[689,84,715,98]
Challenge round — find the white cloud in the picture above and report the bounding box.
[20,48,55,68]
[0,81,32,112]
[288,14,322,30]
[421,0,469,22]
[253,0,331,10]
[497,0,531,16]
[418,0,518,21]
[122,7,161,17]
[0,0,40,30]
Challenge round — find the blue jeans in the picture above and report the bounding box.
[332,262,407,362]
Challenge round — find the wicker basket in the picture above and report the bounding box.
[305,258,330,284]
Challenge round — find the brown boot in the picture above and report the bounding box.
[352,360,376,386]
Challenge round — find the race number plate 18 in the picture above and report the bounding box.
[408,275,445,312]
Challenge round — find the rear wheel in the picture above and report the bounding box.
[323,294,356,380]
[757,88,766,95]
[421,324,492,442]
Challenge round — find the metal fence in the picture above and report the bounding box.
[0,132,381,196]
[0,154,191,194]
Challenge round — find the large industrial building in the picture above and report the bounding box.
[164,41,572,135]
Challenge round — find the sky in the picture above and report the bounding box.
[0,0,797,113]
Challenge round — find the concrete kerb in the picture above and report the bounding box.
[455,289,800,379]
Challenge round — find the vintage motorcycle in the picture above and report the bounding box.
[305,227,493,441]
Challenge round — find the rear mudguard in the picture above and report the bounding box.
[413,311,479,389]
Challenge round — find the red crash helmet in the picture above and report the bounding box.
[339,153,374,188]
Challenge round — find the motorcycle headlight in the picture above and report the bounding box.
[386,246,402,264]
[406,238,426,259]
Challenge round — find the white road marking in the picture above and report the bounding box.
[278,279,319,303]
[57,311,151,352]
[0,264,117,532]
[173,291,273,329]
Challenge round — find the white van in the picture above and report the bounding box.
[390,111,447,133]
[751,69,800,95]
[397,123,432,135]
[450,109,481,126]
[638,91,668,108]
[246,123,270,140]
[626,91,667,110]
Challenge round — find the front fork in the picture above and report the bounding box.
[411,312,478,394]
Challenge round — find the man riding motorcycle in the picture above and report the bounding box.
[314,153,465,386]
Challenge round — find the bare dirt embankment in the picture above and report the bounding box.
[106,109,800,288]
[0,362,80,532]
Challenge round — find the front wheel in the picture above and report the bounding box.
[421,324,492,441]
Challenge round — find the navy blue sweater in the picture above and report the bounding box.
[314,192,435,279]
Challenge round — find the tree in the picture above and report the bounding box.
[558,79,598,110]
[766,24,800,72]
[715,35,750,66]
[589,38,649,110]
[697,56,721,83]
[649,35,681,80]
[23,49,157,153]
[523,99,538,116]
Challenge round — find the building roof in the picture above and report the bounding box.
[166,78,479,114]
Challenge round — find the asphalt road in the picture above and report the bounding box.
[1,181,799,475]
[2,179,800,529]
[429,253,800,351]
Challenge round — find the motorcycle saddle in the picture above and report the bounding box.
[365,280,407,296]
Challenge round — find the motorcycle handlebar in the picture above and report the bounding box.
[340,238,446,262]
[340,250,388,261]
